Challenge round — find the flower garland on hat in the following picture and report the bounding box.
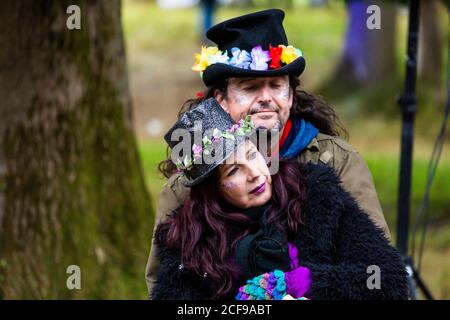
[174,115,255,173]
[192,44,303,77]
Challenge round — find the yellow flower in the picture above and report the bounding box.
[192,46,220,72]
[279,45,302,64]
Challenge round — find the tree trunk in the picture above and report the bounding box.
[331,0,397,85]
[0,0,153,299]
[418,0,445,85]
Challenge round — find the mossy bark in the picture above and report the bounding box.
[0,0,153,299]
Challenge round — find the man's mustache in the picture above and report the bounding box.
[249,104,280,114]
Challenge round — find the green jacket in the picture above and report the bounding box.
[145,132,390,295]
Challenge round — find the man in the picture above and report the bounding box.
[146,8,390,296]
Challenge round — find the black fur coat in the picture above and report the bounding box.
[151,163,409,300]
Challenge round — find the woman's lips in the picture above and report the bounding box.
[250,181,266,195]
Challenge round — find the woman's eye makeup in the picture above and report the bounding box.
[227,167,238,176]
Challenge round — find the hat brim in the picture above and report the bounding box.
[182,134,249,187]
[202,56,305,87]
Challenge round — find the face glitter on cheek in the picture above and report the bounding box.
[229,83,250,104]
[278,86,290,101]
[235,94,249,105]
[222,181,239,189]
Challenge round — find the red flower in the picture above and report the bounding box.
[196,91,205,98]
[269,45,283,69]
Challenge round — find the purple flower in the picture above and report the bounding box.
[228,123,240,133]
[211,128,221,144]
[192,143,202,159]
[268,273,277,285]
[212,137,220,144]
[250,46,270,71]
[229,47,251,69]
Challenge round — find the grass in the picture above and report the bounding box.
[138,139,168,209]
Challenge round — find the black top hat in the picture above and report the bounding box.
[195,9,305,86]
[164,98,255,186]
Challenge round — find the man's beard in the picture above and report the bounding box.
[252,114,284,133]
[249,103,284,132]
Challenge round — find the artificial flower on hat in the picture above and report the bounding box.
[191,44,303,75]
[250,45,271,71]
[229,47,252,69]
[269,44,283,69]
[209,50,229,65]
[192,46,226,72]
[280,45,303,65]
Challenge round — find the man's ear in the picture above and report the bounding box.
[214,89,229,112]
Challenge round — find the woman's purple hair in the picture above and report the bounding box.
[155,158,307,299]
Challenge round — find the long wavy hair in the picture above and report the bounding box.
[159,75,347,178]
[155,158,308,299]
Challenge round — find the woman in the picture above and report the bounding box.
[151,98,408,300]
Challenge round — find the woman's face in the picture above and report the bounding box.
[218,140,272,209]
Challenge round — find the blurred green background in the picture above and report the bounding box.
[124,0,450,298]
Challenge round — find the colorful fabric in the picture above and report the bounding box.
[235,241,312,300]
[271,118,293,157]
[279,118,318,159]
[235,269,287,300]
[279,118,293,149]
[235,267,311,300]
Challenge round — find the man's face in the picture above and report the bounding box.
[214,75,293,132]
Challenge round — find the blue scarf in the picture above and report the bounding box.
[279,118,319,159]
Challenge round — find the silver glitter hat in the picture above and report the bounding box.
[164,98,255,187]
